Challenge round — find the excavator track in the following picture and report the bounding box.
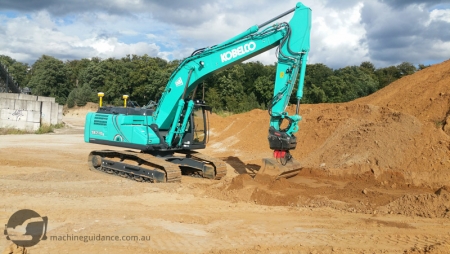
[88,150,227,183]
[88,150,182,183]
[183,151,227,180]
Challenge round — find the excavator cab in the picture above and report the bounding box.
[192,104,210,145]
[181,100,211,149]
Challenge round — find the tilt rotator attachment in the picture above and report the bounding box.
[260,125,302,179]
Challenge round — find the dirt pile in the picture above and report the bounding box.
[201,168,440,217]
[63,102,99,116]
[405,243,450,254]
[355,60,450,125]
[298,104,422,174]
[208,60,450,187]
[380,191,450,218]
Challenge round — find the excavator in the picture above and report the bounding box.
[84,2,311,183]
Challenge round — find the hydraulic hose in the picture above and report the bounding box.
[182,68,194,100]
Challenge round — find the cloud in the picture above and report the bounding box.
[379,0,448,9]
[0,0,136,16]
[361,0,450,67]
[0,10,168,64]
[0,0,449,69]
[324,0,362,10]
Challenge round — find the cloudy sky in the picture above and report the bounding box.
[0,0,449,69]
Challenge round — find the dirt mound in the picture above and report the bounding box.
[207,60,450,188]
[379,187,450,218]
[63,102,99,117]
[405,243,450,254]
[355,59,450,125]
[298,104,421,173]
[198,59,450,220]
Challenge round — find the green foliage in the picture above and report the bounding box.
[397,62,416,77]
[302,63,334,103]
[35,124,54,134]
[375,66,399,89]
[418,64,430,70]
[1,54,421,115]
[254,75,275,106]
[333,66,378,102]
[0,127,31,135]
[65,58,91,87]
[304,84,327,103]
[360,61,376,73]
[0,55,30,86]
[67,83,97,108]
[28,55,71,104]
[0,123,64,135]
[35,123,65,134]
[205,88,222,112]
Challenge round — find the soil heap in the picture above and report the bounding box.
[208,60,450,187]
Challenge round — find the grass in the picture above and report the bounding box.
[213,110,234,117]
[0,128,31,135]
[0,123,65,135]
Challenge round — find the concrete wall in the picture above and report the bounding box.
[0,93,62,131]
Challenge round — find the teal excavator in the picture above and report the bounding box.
[84,2,311,183]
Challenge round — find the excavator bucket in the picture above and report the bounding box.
[260,157,302,179]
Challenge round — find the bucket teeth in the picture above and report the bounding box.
[260,157,302,179]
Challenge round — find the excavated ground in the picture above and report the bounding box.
[1,60,450,253]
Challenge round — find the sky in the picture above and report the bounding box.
[0,0,449,69]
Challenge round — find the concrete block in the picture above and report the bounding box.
[24,122,40,131]
[0,93,19,100]
[18,94,37,101]
[0,119,40,131]
[0,109,7,120]
[0,109,27,122]
[14,100,27,110]
[0,99,15,109]
[41,101,52,125]
[26,110,41,123]
[29,122,41,131]
[26,100,42,112]
[37,96,55,103]
[58,105,63,124]
[50,103,59,125]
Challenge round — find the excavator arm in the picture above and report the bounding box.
[155,2,311,152]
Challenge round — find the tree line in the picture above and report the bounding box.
[0,54,427,113]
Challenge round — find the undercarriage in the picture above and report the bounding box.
[88,150,227,183]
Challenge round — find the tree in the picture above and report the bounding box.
[418,64,429,70]
[0,55,29,87]
[360,61,376,73]
[65,58,91,87]
[254,75,275,107]
[28,55,70,104]
[217,65,246,98]
[396,62,416,77]
[333,66,378,102]
[205,88,223,112]
[375,66,400,89]
[302,63,334,103]
[303,84,327,103]
[130,55,170,105]
[321,75,347,102]
[67,83,97,108]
